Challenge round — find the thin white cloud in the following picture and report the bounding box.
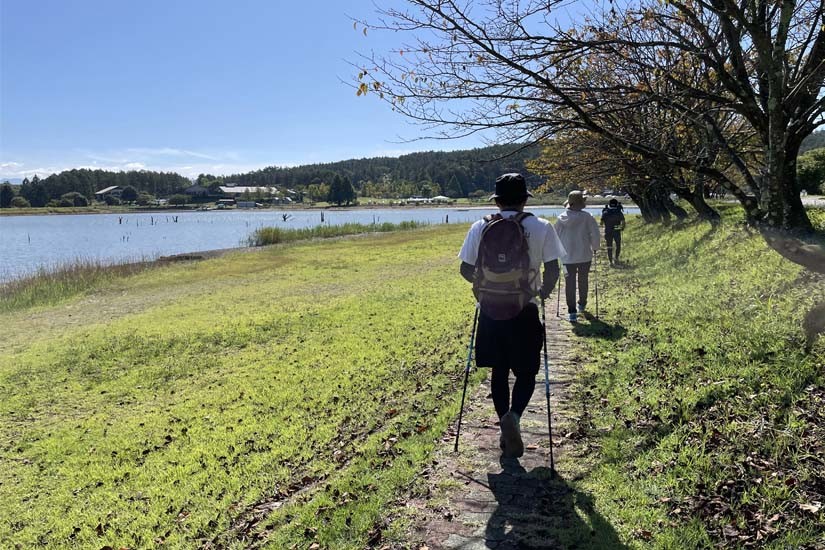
[124,147,219,161]
[0,162,68,179]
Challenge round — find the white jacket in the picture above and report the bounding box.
[554,209,600,264]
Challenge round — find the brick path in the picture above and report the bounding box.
[407,300,585,549]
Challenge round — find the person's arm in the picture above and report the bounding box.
[540,260,559,299]
[459,261,475,283]
[458,223,480,281]
[619,213,626,231]
[590,216,601,251]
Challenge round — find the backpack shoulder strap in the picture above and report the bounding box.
[483,213,502,223]
[513,212,533,225]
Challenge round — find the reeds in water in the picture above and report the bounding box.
[247,221,424,246]
[0,258,152,313]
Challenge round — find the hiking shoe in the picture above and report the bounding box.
[577,304,586,313]
[500,411,524,458]
[567,312,578,322]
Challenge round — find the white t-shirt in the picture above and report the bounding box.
[458,210,566,299]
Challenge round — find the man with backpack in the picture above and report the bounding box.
[458,173,565,458]
[555,190,601,322]
[600,198,626,266]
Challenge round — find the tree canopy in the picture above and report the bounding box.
[357,0,825,231]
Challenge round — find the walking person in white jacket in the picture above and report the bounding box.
[555,191,601,322]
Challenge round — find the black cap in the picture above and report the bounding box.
[489,173,533,202]
[609,198,619,206]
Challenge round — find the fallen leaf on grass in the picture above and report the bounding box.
[722,524,740,538]
[799,502,822,513]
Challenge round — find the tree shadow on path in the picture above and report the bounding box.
[485,458,627,549]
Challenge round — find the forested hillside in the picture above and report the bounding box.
[1,143,542,207]
[199,143,542,199]
[8,170,191,208]
[801,130,825,153]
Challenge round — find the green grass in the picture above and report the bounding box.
[4,207,824,548]
[0,225,476,549]
[567,207,825,548]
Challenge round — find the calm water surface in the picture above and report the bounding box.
[0,206,636,281]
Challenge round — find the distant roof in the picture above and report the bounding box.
[218,186,278,194]
[432,195,451,200]
[94,186,121,195]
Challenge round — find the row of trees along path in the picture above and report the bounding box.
[407,283,622,549]
[357,0,825,375]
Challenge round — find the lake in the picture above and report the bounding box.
[0,205,637,281]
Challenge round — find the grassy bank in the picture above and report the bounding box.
[1,222,428,314]
[568,208,825,548]
[0,224,479,549]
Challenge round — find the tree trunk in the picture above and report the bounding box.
[690,193,721,222]
[761,152,813,231]
[761,102,813,230]
[672,186,721,223]
[627,190,656,223]
[644,185,671,225]
[664,194,689,220]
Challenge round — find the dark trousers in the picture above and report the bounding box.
[605,228,622,262]
[475,303,543,418]
[564,262,591,314]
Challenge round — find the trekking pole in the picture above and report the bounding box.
[540,297,556,475]
[454,303,480,452]
[556,264,562,317]
[594,251,600,320]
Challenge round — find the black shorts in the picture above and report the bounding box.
[474,303,543,376]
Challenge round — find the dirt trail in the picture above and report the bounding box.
[407,300,587,549]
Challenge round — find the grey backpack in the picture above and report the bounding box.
[472,212,537,320]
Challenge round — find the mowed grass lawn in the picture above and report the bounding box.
[0,225,477,549]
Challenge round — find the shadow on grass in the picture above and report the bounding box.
[485,458,627,549]
[572,315,627,341]
[608,260,634,270]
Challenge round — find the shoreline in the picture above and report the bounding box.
[0,199,637,218]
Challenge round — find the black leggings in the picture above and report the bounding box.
[475,304,543,418]
[605,228,622,262]
[564,262,591,314]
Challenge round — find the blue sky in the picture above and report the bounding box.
[0,0,495,181]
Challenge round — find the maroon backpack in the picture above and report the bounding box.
[473,212,537,320]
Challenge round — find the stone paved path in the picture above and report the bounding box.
[407,299,588,550]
